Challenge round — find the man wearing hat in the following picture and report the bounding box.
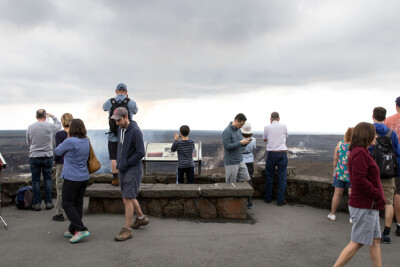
[111,107,149,241]
[263,111,288,206]
[103,83,138,186]
[385,96,400,237]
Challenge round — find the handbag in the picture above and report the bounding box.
[87,140,101,174]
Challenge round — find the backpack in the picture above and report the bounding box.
[108,97,130,135]
[15,186,33,210]
[372,129,398,179]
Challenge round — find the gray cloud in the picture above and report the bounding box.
[0,0,56,27]
[1,0,400,104]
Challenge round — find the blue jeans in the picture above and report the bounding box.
[264,152,288,204]
[29,157,53,204]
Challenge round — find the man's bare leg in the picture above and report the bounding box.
[132,199,144,218]
[123,198,134,229]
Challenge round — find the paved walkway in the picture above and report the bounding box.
[1,199,399,267]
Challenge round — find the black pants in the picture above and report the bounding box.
[62,179,89,233]
[246,162,254,185]
[176,167,195,184]
[246,162,254,203]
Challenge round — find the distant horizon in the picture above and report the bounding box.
[0,129,344,135]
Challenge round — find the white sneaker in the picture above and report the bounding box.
[327,213,336,221]
[349,218,353,224]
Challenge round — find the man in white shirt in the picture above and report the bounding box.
[263,112,288,206]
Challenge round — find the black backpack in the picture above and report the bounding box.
[108,97,130,135]
[15,186,33,210]
[372,129,398,179]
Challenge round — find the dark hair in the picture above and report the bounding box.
[271,112,279,120]
[242,133,253,138]
[349,122,375,151]
[373,107,386,122]
[180,125,190,137]
[344,127,354,143]
[36,109,46,119]
[234,113,247,122]
[68,119,87,138]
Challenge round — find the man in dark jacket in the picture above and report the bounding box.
[111,107,149,241]
[370,107,400,244]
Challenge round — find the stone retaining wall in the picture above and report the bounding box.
[1,167,348,212]
[86,183,253,219]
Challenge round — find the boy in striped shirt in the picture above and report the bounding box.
[171,125,195,184]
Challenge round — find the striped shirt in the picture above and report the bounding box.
[171,140,195,168]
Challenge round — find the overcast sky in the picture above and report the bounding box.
[1,0,399,133]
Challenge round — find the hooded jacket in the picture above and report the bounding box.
[116,121,145,173]
[348,146,386,210]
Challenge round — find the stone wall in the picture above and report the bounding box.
[86,183,253,219]
[1,166,348,212]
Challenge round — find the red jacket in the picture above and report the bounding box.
[348,146,386,210]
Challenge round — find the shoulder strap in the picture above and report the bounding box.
[386,129,393,138]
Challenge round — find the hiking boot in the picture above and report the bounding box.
[64,231,74,238]
[381,234,391,244]
[115,227,132,241]
[45,203,54,210]
[32,204,41,211]
[277,200,287,206]
[327,213,336,221]
[70,230,90,243]
[111,177,119,186]
[396,225,400,237]
[131,216,149,229]
[53,214,65,222]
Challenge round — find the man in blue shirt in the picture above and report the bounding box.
[103,83,138,186]
[370,107,400,244]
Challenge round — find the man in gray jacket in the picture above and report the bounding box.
[222,113,251,183]
[26,109,61,211]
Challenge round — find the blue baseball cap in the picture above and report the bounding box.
[396,96,400,107]
[116,83,127,91]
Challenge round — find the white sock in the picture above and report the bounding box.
[137,216,145,220]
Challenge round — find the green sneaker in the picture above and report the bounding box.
[64,231,74,238]
[69,230,90,243]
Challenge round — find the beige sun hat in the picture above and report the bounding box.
[241,121,253,134]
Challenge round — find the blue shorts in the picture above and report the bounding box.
[332,175,351,189]
[119,165,142,199]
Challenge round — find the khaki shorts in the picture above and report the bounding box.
[225,161,250,183]
[381,178,395,205]
[395,177,400,195]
